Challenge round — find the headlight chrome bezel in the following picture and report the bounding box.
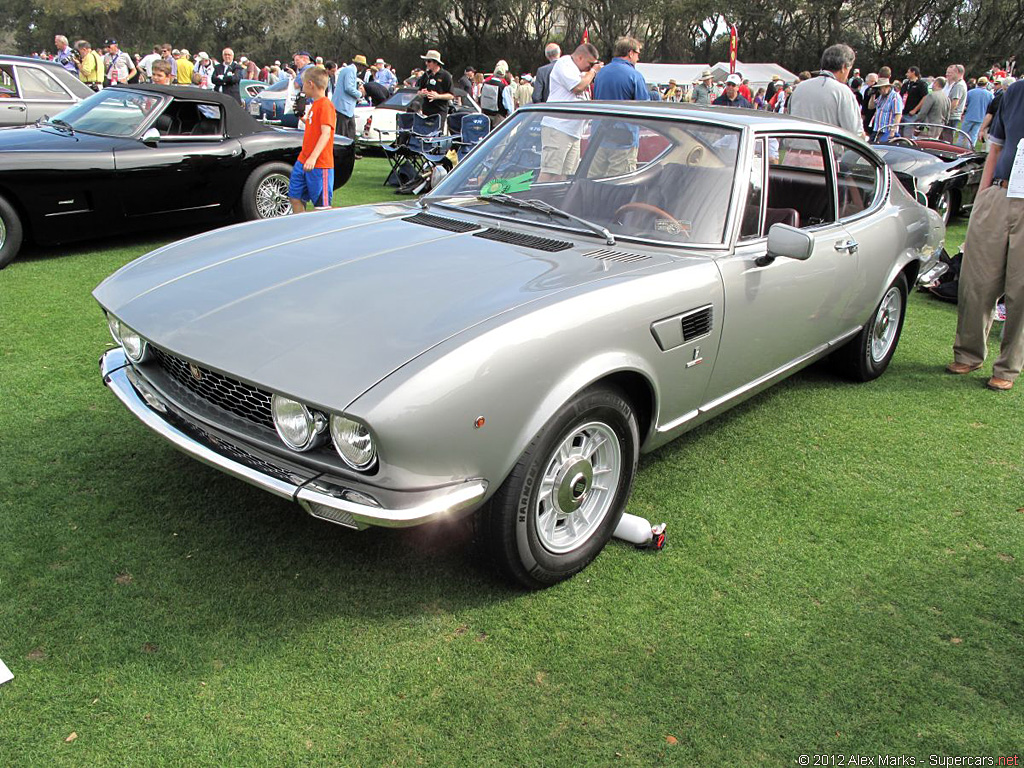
[330,414,377,471]
[107,314,148,363]
[271,394,329,452]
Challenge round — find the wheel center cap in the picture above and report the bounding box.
[555,458,593,513]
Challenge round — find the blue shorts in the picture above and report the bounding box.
[288,162,334,208]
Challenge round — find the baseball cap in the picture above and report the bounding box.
[105,38,117,46]
[376,58,385,65]
[726,74,742,85]
[295,50,312,58]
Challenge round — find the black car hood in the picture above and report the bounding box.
[0,125,119,153]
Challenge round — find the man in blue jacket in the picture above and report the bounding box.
[590,36,650,177]
[331,57,364,140]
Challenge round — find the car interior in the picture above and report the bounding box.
[153,102,224,137]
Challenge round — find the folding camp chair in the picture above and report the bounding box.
[382,112,415,186]
[454,114,490,160]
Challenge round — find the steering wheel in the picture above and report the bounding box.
[887,137,918,148]
[614,202,690,238]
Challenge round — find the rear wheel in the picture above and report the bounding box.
[478,385,639,589]
[0,194,24,270]
[241,162,293,220]
[934,189,955,225]
[833,272,908,382]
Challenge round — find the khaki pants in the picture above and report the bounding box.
[953,184,1024,381]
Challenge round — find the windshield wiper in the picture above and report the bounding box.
[40,118,75,135]
[479,193,615,245]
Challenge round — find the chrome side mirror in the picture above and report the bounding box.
[141,127,160,145]
[766,223,813,261]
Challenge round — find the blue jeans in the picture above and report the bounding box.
[960,120,982,149]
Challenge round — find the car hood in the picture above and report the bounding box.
[95,204,672,409]
[0,124,117,153]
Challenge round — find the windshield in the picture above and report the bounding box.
[381,90,417,109]
[52,89,165,137]
[263,77,291,94]
[430,110,741,245]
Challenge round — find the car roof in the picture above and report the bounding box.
[0,54,96,98]
[107,83,275,138]
[520,100,862,137]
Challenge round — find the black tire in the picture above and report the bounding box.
[833,272,908,382]
[0,194,25,270]
[478,385,639,589]
[240,162,294,221]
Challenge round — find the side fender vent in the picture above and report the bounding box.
[681,306,713,341]
[473,228,572,252]
[582,248,650,264]
[403,212,480,233]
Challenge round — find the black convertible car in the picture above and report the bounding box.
[872,124,985,226]
[0,84,355,268]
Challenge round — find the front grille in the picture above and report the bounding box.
[151,347,273,429]
[681,306,713,341]
[403,212,479,233]
[582,248,650,264]
[473,228,572,252]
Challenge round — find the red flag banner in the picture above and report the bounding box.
[582,28,590,45]
[729,24,738,74]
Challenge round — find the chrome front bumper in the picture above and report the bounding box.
[99,348,488,530]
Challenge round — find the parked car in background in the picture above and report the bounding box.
[239,78,266,111]
[359,87,481,149]
[95,103,944,589]
[0,55,94,127]
[0,84,354,268]
[872,123,985,225]
[249,77,374,130]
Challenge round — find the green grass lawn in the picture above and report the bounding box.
[0,159,1020,766]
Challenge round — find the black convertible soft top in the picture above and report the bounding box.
[109,83,275,138]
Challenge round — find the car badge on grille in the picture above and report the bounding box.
[188,363,204,382]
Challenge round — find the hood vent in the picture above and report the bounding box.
[404,212,480,233]
[681,306,713,341]
[582,248,650,264]
[473,228,572,252]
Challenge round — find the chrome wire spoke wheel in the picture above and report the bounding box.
[0,216,6,250]
[871,285,903,363]
[535,421,622,555]
[935,190,951,225]
[255,173,291,218]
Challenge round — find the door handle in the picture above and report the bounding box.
[7,105,26,111]
[834,238,859,254]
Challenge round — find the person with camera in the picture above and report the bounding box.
[53,36,77,74]
[73,41,104,90]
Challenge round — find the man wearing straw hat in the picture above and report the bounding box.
[692,70,714,105]
[415,49,454,121]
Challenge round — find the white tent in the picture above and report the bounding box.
[709,61,799,90]
[635,62,711,87]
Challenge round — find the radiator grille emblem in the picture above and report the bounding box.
[188,363,204,382]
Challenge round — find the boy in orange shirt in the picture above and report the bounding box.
[288,67,337,213]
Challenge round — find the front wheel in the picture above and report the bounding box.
[478,386,639,589]
[833,272,908,382]
[0,194,25,270]
[241,162,294,220]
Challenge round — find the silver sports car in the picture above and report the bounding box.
[96,102,946,588]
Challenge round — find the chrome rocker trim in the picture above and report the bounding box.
[99,348,488,529]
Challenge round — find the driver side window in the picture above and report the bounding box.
[764,136,836,229]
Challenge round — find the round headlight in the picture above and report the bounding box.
[107,314,122,344]
[330,415,376,470]
[119,326,147,362]
[271,394,327,452]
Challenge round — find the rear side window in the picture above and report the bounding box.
[0,65,17,97]
[832,141,881,219]
[18,67,72,100]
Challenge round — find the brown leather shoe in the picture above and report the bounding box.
[986,377,1013,391]
[945,361,982,374]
